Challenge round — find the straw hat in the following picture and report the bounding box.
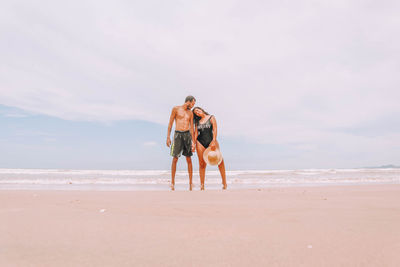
[203,146,223,166]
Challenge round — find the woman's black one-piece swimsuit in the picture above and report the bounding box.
[197,115,213,148]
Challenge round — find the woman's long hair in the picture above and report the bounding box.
[193,107,210,126]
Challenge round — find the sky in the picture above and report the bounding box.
[1,0,399,170]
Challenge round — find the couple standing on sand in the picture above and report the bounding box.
[166,95,227,191]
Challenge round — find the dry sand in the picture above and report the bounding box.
[1,184,400,266]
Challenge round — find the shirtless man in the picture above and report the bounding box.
[166,95,196,191]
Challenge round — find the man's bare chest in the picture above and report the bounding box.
[176,109,191,121]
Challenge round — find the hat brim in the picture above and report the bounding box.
[203,147,223,166]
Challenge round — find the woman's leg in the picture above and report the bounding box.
[218,159,227,189]
[196,141,207,190]
[215,141,227,189]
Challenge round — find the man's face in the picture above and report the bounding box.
[188,100,196,109]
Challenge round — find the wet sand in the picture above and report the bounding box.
[1,184,400,266]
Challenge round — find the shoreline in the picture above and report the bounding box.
[2,184,400,266]
[1,181,399,191]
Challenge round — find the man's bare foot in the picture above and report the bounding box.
[200,184,205,190]
[189,183,193,191]
[222,184,227,190]
[170,184,175,191]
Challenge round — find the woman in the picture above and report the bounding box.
[193,107,227,190]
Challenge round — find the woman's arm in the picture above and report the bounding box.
[194,124,198,141]
[210,116,218,149]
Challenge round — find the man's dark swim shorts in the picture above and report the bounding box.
[170,130,193,158]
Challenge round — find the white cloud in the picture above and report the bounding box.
[1,0,399,152]
[15,130,54,137]
[143,141,157,147]
[3,113,29,118]
[0,106,33,118]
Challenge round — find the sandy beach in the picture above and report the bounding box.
[1,184,400,266]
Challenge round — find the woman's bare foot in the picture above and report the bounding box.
[222,184,227,190]
[200,184,205,190]
[189,183,193,191]
[170,184,175,191]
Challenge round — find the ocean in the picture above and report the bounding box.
[0,168,399,191]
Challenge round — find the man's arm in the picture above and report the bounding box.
[166,107,176,147]
[189,112,195,152]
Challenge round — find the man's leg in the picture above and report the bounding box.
[186,156,193,191]
[171,157,178,190]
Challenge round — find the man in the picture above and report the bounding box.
[166,95,196,191]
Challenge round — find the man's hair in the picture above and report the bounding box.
[185,95,196,103]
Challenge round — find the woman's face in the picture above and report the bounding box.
[194,108,204,117]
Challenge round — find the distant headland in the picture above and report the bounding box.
[364,164,400,169]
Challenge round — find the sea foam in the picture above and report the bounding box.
[0,168,399,190]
